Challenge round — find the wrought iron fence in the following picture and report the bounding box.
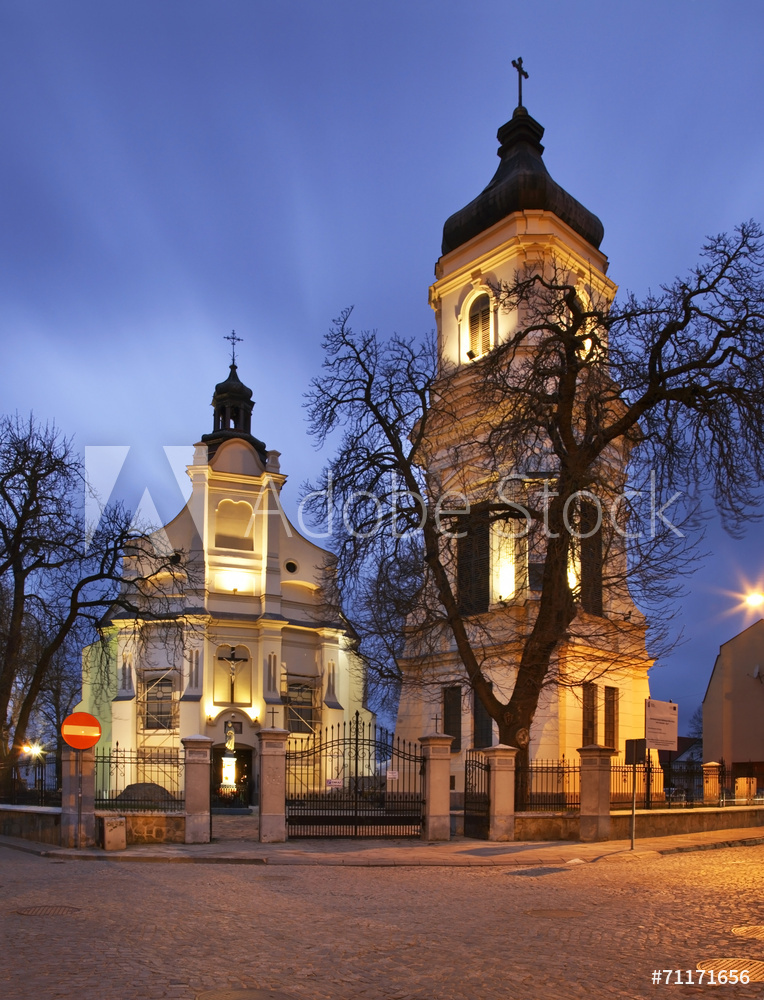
[609,759,750,809]
[95,747,185,811]
[515,758,580,812]
[464,749,490,837]
[0,754,61,807]
[286,712,423,837]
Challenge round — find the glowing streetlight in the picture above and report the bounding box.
[745,592,764,609]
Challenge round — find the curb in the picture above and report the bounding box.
[2,832,763,866]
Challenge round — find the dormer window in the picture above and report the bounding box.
[468,294,491,359]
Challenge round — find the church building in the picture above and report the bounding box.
[395,80,653,784]
[79,357,371,800]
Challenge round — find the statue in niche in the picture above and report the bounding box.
[225,721,236,752]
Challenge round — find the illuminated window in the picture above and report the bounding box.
[468,295,491,358]
[214,499,254,550]
[490,521,515,602]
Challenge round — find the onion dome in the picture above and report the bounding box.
[441,106,604,256]
[201,363,268,463]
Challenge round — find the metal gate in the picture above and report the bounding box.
[464,750,490,839]
[286,712,424,837]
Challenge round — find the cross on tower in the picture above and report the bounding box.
[511,56,529,109]
[224,329,243,365]
[218,646,248,703]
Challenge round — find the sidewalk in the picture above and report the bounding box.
[1,826,763,867]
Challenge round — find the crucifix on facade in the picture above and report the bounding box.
[511,56,529,109]
[218,646,248,703]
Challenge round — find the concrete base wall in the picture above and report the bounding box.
[456,806,764,842]
[611,805,764,840]
[515,812,580,841]
[0,805,61,845]
[95,811,186,844]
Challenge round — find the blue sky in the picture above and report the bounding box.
[1,1,763,727]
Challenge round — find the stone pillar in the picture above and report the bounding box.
[703,762,720,804]
[578,745,616,842]
[258,728,289,843]
[181,735,213,844]
[483,745,519,842]
[420,733,453,842]
[61,748,96,848]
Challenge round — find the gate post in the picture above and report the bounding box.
[702,762,720,804]
[483,745,518,841]
[578,745,616,842]
[258,727,289,843]
[61,748,95,848]
[181,735,212,844]
[419,733,453,841]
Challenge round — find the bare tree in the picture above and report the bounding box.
[0,415,187,766]
[304,223,764,762]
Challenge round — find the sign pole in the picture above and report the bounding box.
[76,749,82,850]
[60,711,102,849]
[630,756,636,850]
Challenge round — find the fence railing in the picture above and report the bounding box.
[95,747,185,812]
[0,754,61,807]
[515,758,580,812]
[611,759,764,809]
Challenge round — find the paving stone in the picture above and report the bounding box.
[2,843,764,1000]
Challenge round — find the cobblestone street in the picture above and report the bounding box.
[1,842,763,1000]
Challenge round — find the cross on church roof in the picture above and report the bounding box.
[224,329,243,364]
[511,56,529,109]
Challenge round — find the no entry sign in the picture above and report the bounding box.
[61,712,102,750]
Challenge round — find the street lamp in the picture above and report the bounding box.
[745,592,764,609]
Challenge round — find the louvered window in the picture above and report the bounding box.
[473,683,493,749]
[443,686,462,751]
[604,686,618,749]
[469,295,491,357]
[580,500,603,616]
[457,507,490,615]
[582,682,597,746]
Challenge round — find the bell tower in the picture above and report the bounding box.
[201,331,268,464]
[431,73,615,368]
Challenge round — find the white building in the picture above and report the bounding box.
[395,98,653,783]
[80,361,371,799]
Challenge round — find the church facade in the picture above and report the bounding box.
[79,361,371,800]
[395,95,653,784]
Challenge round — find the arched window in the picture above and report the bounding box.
[214,499,254,550]
[468,294,491,358]
[187,648,200,690]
